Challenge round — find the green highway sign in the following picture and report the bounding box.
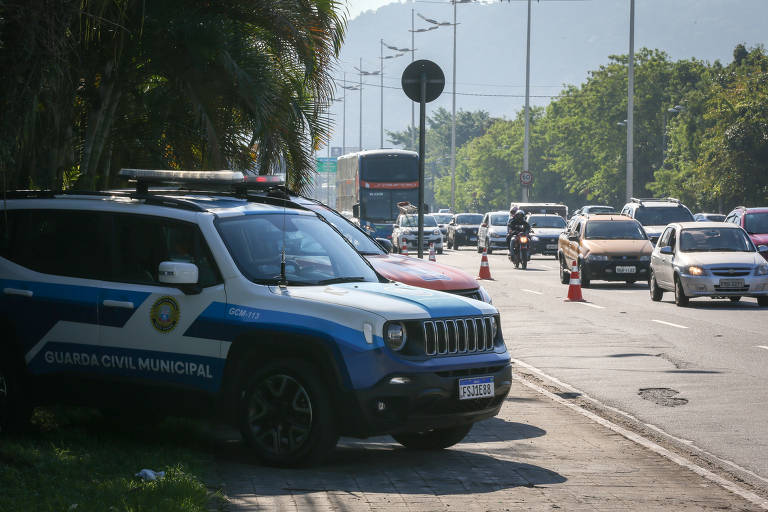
[316,157,337,173]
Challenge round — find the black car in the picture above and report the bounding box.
[527,214,567,257]
[447,213,484,250]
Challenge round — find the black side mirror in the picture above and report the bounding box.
[375,238,393,253]
[660,246,674,255]
[568,234,579,242]
[352,203,360,219]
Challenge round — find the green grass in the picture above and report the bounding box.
[0,407,226,512]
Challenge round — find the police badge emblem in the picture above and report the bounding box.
[150,296,180,333]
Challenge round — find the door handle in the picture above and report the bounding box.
[3,288,33,297]
[102,300,134,309]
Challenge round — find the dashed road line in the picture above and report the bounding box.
[573,301,605,309]
[756,346,768,351]
[652,319,689,329]
[521,289,543,295]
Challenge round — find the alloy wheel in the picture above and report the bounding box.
[245,374,313,456]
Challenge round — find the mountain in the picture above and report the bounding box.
[326,0,768,153]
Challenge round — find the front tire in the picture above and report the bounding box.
[758,296,768,307]
[579,261,591,288]
[392,424,472,450]
[485,238,493,254]
[521,250,528,269]
[649,271,663,301]
[239,359,338,467]
[560,256,570,284]
[674,276,689,307]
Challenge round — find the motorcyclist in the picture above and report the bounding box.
[507,210,530,260]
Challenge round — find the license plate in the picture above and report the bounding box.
[546,244,557,250]
[458,376,494,400]
[719,279,744,288]
[616,265,636,274]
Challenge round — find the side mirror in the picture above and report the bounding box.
[352,203,360,219]
[660,246,674,255]
[758,245,768,253]
[481,222,488,228]
[376,238,393,253]
[568,234,579,242]
[159,261,200,294]
[392,224,398,230]
[530,222,537,227]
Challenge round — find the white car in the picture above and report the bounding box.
[0,169,511,466]
[392,213,444,253]
[477,211,510,254]
[649,222,768,306]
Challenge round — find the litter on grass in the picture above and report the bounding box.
[135,469,166,481]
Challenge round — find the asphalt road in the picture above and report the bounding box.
[437,247,768,485]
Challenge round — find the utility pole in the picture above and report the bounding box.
[626,0,635,202]
[342,72,346,153]
[411,9,416,149]
[450,0,457,212]
[359,58,363,151]
[380,39,384,149]
[522,0,532,202]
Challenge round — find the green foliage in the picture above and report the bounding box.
[0,0,347,193]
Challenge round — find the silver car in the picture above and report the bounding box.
[649,222,768,306]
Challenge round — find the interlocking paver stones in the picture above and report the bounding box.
[213,378,764,511]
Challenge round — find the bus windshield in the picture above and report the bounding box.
[361,155,418,182]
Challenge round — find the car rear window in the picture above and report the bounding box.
[634,206,693,225]
[745,212,768,234]
[490,214,508,226]
[585,221,646,240]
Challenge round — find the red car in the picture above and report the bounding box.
[295,196,492,303]
[725,206,768,260]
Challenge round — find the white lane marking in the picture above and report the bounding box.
[511,358,768,492]
[652,319,689,329]
[541,265,558,270]
[756,346,768,351]
[574,301,605,309]
[521,289,543,295]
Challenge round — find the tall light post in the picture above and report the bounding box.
[380,42,410,149]
[355,61,380,151]
[339,78,359,154]
[626,0,635,202]
[522,0,532,202]
[662,104,684,163]
[409,11,439,149]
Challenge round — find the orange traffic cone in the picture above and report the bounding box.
[428,242,436,262]
[565,260,585,302]
[477,247,493,280]
[401,239,408,256]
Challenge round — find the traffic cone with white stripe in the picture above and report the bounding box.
[428,242,436,262]
[565,260,585,302]
[477,247,493,280]
[400,239,408,256]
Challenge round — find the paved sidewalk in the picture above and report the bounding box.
[214,377,762,511]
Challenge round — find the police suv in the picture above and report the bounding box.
[0,170,511,466]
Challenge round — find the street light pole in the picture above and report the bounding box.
[411,9,416,149]
[450,0,457,213]
[380,39,384,149]
[522,0,532,202]
[626,0,635,202]
[342,72,346,154]
[359,58,363,151]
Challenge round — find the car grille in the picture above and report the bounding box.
[711,268,751,277]
[423,317,495,356]
[714,285,750,292]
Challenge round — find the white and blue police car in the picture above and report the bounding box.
[0,169,511,466]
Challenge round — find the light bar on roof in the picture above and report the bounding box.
[119,169,246,185]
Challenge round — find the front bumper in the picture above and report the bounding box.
[679,274,768,297]
[344,363,512,437]
[401,236,443,250]
[488,236,508,249]
[531,237,560,255]
[583,259,650,281]
[453,229,479,245]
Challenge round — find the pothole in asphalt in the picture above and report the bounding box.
[638,388,689,407]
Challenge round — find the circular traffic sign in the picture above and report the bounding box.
[520,171,534,186]
[401,60,445,103]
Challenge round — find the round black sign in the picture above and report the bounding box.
[401,60,445,103]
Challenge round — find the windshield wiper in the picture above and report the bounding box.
[315,276,368,285]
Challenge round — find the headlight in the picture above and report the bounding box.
[587,254,608,261]
[638,255,650,262]
[490,316,498,340]
[478,285,492,304]
[385,322,407,351]
[433,229,440,236]
[756,265,768,276]
[686,265,706,276]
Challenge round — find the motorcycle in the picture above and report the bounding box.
[509,231,531,269]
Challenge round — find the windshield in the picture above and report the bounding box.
[401,215,437,227]
[305,203,384,255]
[361,155,418,182]
[584,206,614,214]
[697,213,725,222]
[585,221,647,240]
[745,212,768,234]
[216,214,379,285]
[360,188,418,222]
[456,214,483,225]
[680,227,754,252]
[529,216,566,228]
[634,206,693,225]
[490,214,509,226]
[431,214,453,224]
